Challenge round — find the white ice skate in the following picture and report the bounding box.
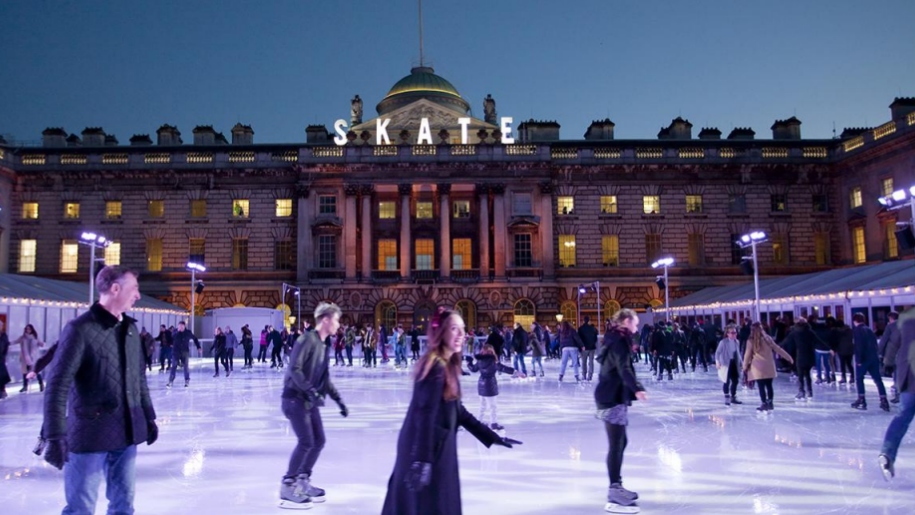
[604,502,640,513]
[605,485,640,513]
[278,477,314,510]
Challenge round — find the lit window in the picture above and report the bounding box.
[812,194,829,213]
[850,187,862,209]
[275,240,293,270]
[815,232,830,265]
[602,236,619,266]
[728,194,746,214]
[22,202,39,219]
[452,238,472,270]
[559,235,576,267]
[378,239,397,270]
[64,202,80,219]
[60,240,78,273]
[885,223,898,259]
[643,195,661,214]
[513,299,536,329]
[147,239,163,271]
[275,199,293,217]
[688,233,705,266]
[379,201,396,219]
[318,235,336,268]
[105,201,122,219]
[232,199,250,218]
[882,178,894,197]
[600,196,618,214]
[452,200,470,219]
[190,199,207,218]
[416,202,433,219]
[514,234,532,267]
[104,242,121,266]
[513,193,532,215]
[19,240,37,273]
[770,194,787,212]
[557,196,574,215]
[189,238,205,264]
[232,238,248,270]
[415,239,435,269]
[318,195,336,215]
[148,200,165,218]
[852,226,866,264]
[645,234,662,264]
[686,195,703,214]
[772,234,789,265]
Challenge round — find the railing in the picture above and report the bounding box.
[373,145,398,157]
[144,153,171,164]
[60,154,87,165]
[761,148,788,158]
[593,148,621,159]
[229,151,255,163]
[450,145,476,156]
[551,148,578,159]
[450,269,480,283]
[308,269,345,280]
[908,112,915,126]
[843,136,865,152]
[636,147,663,159]
[102,153,128,165]
[507,268,543,279]
[187,152,214,164]
[271,150,298,162]
[412,145,436,156]
[371,270,402,282]
[802,147,827,158]
[312,147,343,158]
[21,154,46,165]
[411,269,440,282]
[678,148,705,159]
[873,121,896,140]
[505,145,537,156]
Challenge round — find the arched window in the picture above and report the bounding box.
[560,301,578,327]
[604,299,621,320]
[513,299,536,328]
[455,300,477,330]
[276,303,291,329]
[375,300,397,330]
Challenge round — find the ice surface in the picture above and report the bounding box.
[1,357,913,514]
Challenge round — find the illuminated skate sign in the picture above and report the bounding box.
[332,117,515,146]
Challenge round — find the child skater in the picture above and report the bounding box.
[466,344,524,430]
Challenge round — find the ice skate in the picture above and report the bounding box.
[298,474,325,503]
[878,454,895,481]
[278,477,313,510]
[605,484,640,513]
[879,396,890,412]
[794,391,806,401]
[730,396,743,405]
[756,403,767,412]
[724,394,731,406]
[851,396,867,410]
[490,422,504,430]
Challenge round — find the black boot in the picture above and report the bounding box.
[880,396,890,412]
[766,400,774,411]
[731,396,743,405]
[725,394,731,406]
[851,396,867,410]
[19,376,28,393]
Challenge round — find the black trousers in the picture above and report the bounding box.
[345,346,353,365]
[797,365,813,394]
[271,345,284,366]
[214,350,228,374]
[757,378,774,403]
[243,344,253,366]
[838,355,854,381]
[604,422,627,485]
[257,345,268,362]
[225,348,234,371]
[283,397,326,479]
[722,359,739,397]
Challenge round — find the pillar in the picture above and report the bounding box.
[399,184,412,280]
[361,185,373,281]
[477,184,490,278]
[492,183,506,278]
[539,182,555,278]
[344,185,358,280]
[439,183,451,279]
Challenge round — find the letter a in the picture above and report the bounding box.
[417,118,433,145]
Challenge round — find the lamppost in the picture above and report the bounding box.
[878,185,915,266]
[576,281,601,332]
[281,283,301,329]
[736,231,768,322]
[651,257,674,322]
[79,232,109,304]
[186,261,206,334]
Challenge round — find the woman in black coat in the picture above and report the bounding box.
[781,318,824,400]
[382,309,520,515]
[466,344,519,430]
[0,321,10,399]
[211,327,228,377]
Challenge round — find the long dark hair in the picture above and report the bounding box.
[415,308,463,401]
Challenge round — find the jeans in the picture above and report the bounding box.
[282,397,326,479]
[345,346,353,365]
[580,349,595,379]
[257,345,268,363]
[225,348,234,371]
[722,360,739,397]
[856,360,888,397]
[559,347,580,378]
[168,351,190,384]
[604,422,627,485]
[213,351,227,374]
[757,378,774,404]
[531,356,544,375]
[815,350,832,381]
[881,392,915,462]
[512,353,527,375]
[63,445,137,515]
[838,354,854,381]
[158,347,172,370]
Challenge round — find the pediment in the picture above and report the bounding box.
[353,99,498,132]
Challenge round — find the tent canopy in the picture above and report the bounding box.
[0,273,186,313]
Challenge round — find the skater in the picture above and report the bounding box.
[211,327,228,377]
[688,322,708,372]
[781,318,820,401]
[742,322,794,411]
[224,325,238,372]
[344,324,356,366]
[879,311,902,403]
[41,266,158,515]
[12,324,45,392]
[280,302,349,509]
[409,324,421,362]
[241,324,254,369]
[834,320,854,384]
[269,325,284,369]
[140,326,156,372]
[511,323,529,376]
[0,320,9,400]
[333,327,345,366]
[595,309,646,513]
[258,326,269,363]
[558,320,583,382]
[167,321,200,388]
[851,313,889,411]
[156,323,173,371]
[579,316,598,381]
[652,322,674,381]
[715,324,744,406]
[381,308,521,515]
[529,322,546,377]
[879,307,915,480]
[466,344,523,430]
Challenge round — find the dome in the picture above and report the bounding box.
[376,66,471,116]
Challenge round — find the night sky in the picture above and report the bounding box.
[2,0,913,145]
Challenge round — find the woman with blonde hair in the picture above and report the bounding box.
[14,324,44,392]
[742,322,794,411]
[382,309,521,515]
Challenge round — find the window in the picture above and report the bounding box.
[416,202,433,219]
[104,242,121,266]
[378,239,397,270]
[379,201,396,219]
[148,200,165,218]
[514,234,532,267]
[375,300,397,330]
[770,194,787,212]
[232,238,249,270]
[105,201,122,219]
[191,199,207,218]
[812,194,829,213]
[452,238,472,270]
[815,232,831,265]
[772,234,789,265]
[316,235,335,268]
[882,178,895,197]
[275,240,294,270]
[22,202,39,219]
[64,202,80,219]
[60,240,78,273]
[189,238,205,264]
[850,187,862,209]
[557,196,574,215]
[560,302,577,326]
[602,235,619,266]
[318,195,336,215]
[688,233,705,266]
[453,200,470,219]
[685,195,703,214]
[730,235,744,265]
[275,199,293,217]
[885,223,899,259]
[600,195,618,214]
[645,234,662,264]
[728,194,746,214]
[513,299,536,329]
[455,300,477,329]
[19,240,37,273]
[147,238,163,271]
[415,239,434,269]
[513,193,532,215]
[559,235,576,267]
[852,226,866,263]
[232,199,250,218]
[643,195,661,214]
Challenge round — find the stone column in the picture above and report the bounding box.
[360,185,373,281]
[296,183,312,283]
[399,183,412,280]
[539,182,555,278]
[439,183,452,280]
[491,183,506,278]
[344,184,358,280]
[477,184,490,278]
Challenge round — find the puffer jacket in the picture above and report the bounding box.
[594,327,644,410]
[467,354,514,397]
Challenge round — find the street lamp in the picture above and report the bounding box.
[651,257,674,321]
[736,231,768,322]
[878,186,915,260]
[555,313,563,325]
[282,283,302,329]
[186,261,206,334]
[79,231,110,304]
[576,281,601,331]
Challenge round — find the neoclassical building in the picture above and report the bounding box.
[1,66,913,331]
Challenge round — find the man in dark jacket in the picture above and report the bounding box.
[879,312,903,403]
[280,302,348,508]
[486,327,504,362]
[269,325,285,369]
[852,313,889,411]
[511,323,529,375]
[781,318,821,400]
[168,321,200,388]
[156,323,173,372]
[42,266,158,514]
[879,308,915,480]
[578,316,599,381]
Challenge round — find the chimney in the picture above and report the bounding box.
[192,125,216,145]
[840,127,870,139]
[104,134,119,146]
[306,125,330,143]
[231,123,255,145]
[66,133,82,147]
[130,134,153,146]
[667,117,693,139]
[698,127,721,140]
[157,124,182,146]
[42,127,68,148]
[771,117,801,140]
[889,97,915,120]
[727,128,755,140]
[81,127,106,147]
[657,127,671,139]
[517,120,560,142]
[584,119,615,140]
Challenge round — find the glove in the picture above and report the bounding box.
[44,438,69,470]
[147,421,159,445]
[464,355,474,363]
[337,401,348,418]
[494,436,523,448]
[306,388,319,402]
[404,461,432,492]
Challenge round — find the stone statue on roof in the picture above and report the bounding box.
[483,94,496,124]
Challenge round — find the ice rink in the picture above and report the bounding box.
[1,355,913,514]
